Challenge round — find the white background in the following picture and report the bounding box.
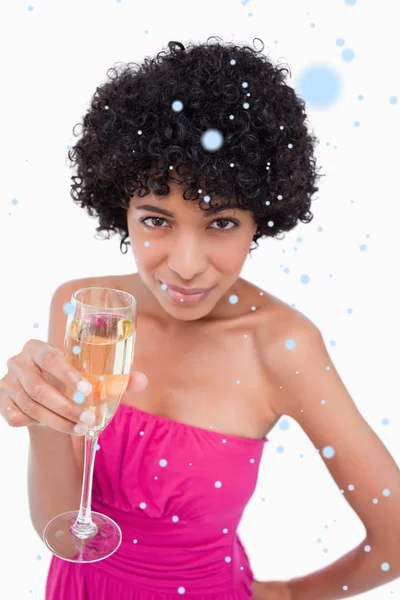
[1,0,399,598]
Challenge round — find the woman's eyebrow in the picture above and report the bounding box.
[135,203,239,217]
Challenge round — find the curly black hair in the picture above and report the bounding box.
[68,37,324,255]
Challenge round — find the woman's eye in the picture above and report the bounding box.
[140,217,238,230]
[211,219,238,230]
[141,217,166,228]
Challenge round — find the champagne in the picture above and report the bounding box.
[64,313,135,431]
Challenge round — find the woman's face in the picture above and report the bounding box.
[127,179,257,324]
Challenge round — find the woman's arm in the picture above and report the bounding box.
[287,536,399,599]
[262,313,400,599]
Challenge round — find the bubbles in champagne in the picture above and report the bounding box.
[65,315,135,431]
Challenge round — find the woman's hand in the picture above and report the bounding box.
[0,339,148,433]
[251,579,292,600]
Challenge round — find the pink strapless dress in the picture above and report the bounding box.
[45,402,269,599]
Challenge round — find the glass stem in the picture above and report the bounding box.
[71,429,100,539]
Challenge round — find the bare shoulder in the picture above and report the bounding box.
[255,290,322,417]
[254,284,320,342]
[53,274,126,303]
[61,273,121,289]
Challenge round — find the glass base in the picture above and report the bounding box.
[43,510,122,563]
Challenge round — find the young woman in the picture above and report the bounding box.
[2,38,400,600]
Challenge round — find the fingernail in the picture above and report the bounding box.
[79,410,95,425]
[74,423,88,435]
[77,380,92,395]
[139,373,148,387]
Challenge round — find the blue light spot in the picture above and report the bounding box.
[364,545,371,552]
[33,323,39,328]
[159,459,168,467]
[99,376,104,381]
[144,241,150,247]
[73,391,85,405]
[383,488,391,496]
[63,301,75,315]
[279,419,290,431]
[336,38,345,47]
[276,445,285,454]
[296,64,342,110]
[285,338,296,350]
[229,294,239,304]
[381,562,390,572]
[342,48,355,62]
[344,0,357,5]
[95,443,100,451]
[389,96,398,105]
[300,274,310,284]
[348,484,355,491]
[172,100,184,112]
[354,121,361,127]
[284,268,290,274]
[360,244,367,251]
[215,481,222,488]
[72,345,81,355]
[322,446,335,459]
[201,129,224,152]
[382,418,389,425]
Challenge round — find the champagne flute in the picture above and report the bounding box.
[43,287,137,563]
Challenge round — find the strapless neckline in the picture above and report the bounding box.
[118,402,269,445]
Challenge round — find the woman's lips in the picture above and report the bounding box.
[163,284,213,306]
